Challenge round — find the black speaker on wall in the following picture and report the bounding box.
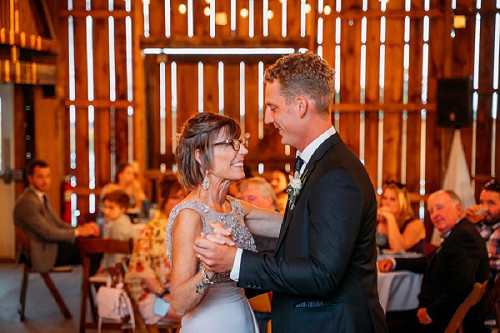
[437,77,473,127]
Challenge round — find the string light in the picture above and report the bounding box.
[178,4,187,14]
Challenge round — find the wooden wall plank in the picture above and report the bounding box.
[203,62,218,113]
[75,106,90,216]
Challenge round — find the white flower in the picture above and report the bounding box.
[288,173,302,191]
[286,171,303,210]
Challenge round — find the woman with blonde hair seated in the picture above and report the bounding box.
[376,180,425,254]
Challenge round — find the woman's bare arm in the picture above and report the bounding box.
[169,209,214,316]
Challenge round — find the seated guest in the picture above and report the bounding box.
[99,162,146,214]
[268,169,288,213]
[238,176,281,333]
[238,176,280,254]
[465,179,500,275]
[376,180,425,254]
[100,190,135,269]
[14,159,100,273]
[378,190,490,333]
[125,175,185,324]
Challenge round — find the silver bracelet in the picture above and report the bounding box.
[201,266,214,285]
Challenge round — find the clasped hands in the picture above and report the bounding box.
[377,207,394,224]
[76,221,100,237]
[194,222,237,273]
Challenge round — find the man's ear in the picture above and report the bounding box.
[295,96,308,117]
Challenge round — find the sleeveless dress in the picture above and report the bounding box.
[376,217,425,254]
[167,197,259,333]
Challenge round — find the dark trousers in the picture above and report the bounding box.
[55,242,101,276]
[387,310,446,333]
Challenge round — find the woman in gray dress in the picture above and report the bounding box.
[167,112,282,332]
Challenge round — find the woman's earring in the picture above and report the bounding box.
[202,171,210,190]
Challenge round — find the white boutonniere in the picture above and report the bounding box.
[286,170,305,210]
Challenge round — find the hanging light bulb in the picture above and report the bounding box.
[240,8,249,18]
[178,4,187,14]
[324,5,332,15]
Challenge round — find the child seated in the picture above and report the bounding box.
[99,189,135,269]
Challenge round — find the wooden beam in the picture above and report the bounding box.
[39,0,57,40]
[0,29,59,54]
[319,9,444,20]
[140,35,310,50]
[332,102,437,112]
[59,9,131,19]
[63,100,135,109]
[0,59,56,85]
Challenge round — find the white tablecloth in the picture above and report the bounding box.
[377,270,423,313]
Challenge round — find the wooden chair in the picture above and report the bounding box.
[481,274,500,328]
[77,237,134,333]
[249,292,272,333]
[15,226,72,321]
[445,280,489,333]
[114,260,180,333]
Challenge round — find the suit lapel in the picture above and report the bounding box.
[275,134,342,254]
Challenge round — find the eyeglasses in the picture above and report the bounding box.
[213,138,249,151]
[485,179,500,193]
[384,179,406,189]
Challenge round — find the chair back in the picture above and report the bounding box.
[77,237,134,333]
[15,226,73,320]
[481,273,500,318]
[445,280,489,333]
[78,237,134,256]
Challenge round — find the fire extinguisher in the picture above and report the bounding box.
[61,175,74,223]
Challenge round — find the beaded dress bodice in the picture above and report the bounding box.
[167,196,256,283]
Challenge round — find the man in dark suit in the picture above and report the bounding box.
[14,160,99,273]
[379,190,490,332]
[195,51,388,332]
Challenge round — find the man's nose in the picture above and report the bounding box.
[264,109,273,125]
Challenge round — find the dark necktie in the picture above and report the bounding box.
[293,156,305,175]
[42,195,49,210]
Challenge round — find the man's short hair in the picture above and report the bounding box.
[102,189,130,209]
[239,177,277,209]
[434,189,463,207]
[264,50,334,115]
[484,179,500,193]
[27,159,49,176]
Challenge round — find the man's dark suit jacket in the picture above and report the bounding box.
[395,218,490,330]
[14,188,76,273]
[239,133,388,333]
